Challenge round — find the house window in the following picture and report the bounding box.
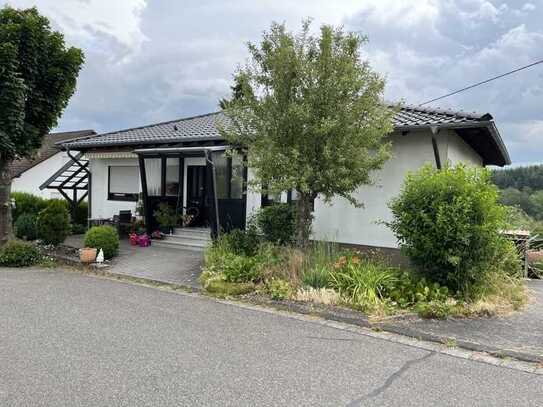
[212,151,245,200]
[144,158,162,196]
[108,166,139,201]
[165,158,180,196]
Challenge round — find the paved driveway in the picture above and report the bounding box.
[1,268,542,406]
[394,280,543,359]
[65,235,203,288]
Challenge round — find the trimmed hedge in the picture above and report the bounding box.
[84,226,120,259]
[11,192,48,222]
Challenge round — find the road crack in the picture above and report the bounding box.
[346,351,436,406]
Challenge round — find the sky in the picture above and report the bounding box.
[3,0,543,165]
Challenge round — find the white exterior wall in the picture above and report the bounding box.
[89,157,140,219]
[311,131,440,248]
[11,151,71,199]
[446,133,483,166]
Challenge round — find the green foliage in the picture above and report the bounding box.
[0,239,40,267]
[328,255,398,311]
[301,266,330,289]
[222,228,261,257]
[14,213,37,241]
[36,200,70,245]
[84,226,119,259]
[388,164,507,293]
[387,270,449,309]
[266,278,292,300]
[257,203,296,245]
[10,192,48,222]
[492,165,543,191]
[0,6,84,160]
[153,203,177,229]
[71,223,87,235]
[73,201,88,226]
[220,20,394,246]
[200,271,255,297]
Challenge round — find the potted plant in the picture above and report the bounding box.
[153,203,177,234]
[79,247,97,263]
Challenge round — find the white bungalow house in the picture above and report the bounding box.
[10,130,95,199]
[54,106,510,253]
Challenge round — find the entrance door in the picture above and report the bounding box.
[186,165,208,226]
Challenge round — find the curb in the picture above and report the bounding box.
[60,263,543,366]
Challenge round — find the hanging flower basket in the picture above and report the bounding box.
[79,247,97,263]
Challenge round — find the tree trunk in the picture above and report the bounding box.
[0,159,13,246]
[295,191,315,248]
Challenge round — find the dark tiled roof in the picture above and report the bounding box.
[9,130,96,178]
[60,106,492,150]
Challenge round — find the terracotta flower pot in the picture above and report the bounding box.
[80,247,97,263]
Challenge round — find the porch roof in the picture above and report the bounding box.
[134,145,228,156]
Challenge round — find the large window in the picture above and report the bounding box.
[212,152,245,200]
[108,166,139,201]
[165,158,180,196]
[144,158,162,196]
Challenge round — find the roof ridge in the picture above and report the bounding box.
[92,111,223,138]
[396,103,489,120]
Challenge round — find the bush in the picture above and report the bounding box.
[301,266,330,289]
[257,203,296,245]
[0,240,41,267]
[328,255,398,311]
[74,201,88,227]
[266,278,292,300]
[221,253,260,283]
[14,213,38,241]
[222,228,261,257]
[71,223,87,235]
[36,200,71,245]
[84,226,120,259]
[388,164,507,293]
[10,192,48,222]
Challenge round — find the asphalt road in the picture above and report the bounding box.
[1,268,542,407]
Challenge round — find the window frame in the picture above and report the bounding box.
[107,165,139,202]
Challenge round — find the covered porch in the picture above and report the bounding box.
[134,146,248,237]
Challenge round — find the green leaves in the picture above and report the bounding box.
[0,6,84,160]
[388,164,510,293]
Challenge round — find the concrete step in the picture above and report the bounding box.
[173,228,210,237]
[167,234,211,244]
[152,239,209,251]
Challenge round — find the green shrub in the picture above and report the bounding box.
[153,203,178,229]
[388,164,507,293]
[14,213,38,241]
[36,200,71,245]
[328,255,398,311]
[222,253,260,283]
[0,240,41,267]
[74,201,88,226]
[10,192,48,222]
[387,270,449,309]
[266,278,292,300]
[222,228,261,256]
[301,266,330,289]
[71,223,87,235]
[84,226,120,259]
[257,203,296,245]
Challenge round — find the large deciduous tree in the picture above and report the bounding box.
[0,6,83,245]
[220,21,394,247]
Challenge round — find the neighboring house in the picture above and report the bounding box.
[57,106,510,252]
[10,130,96,199]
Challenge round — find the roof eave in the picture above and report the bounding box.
[60,135,225,150]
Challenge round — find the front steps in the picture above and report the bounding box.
[152,227,211,252]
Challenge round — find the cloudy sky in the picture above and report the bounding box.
[3,0,543,165]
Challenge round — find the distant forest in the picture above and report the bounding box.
[492,165,543,221]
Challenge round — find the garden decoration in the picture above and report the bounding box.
[96,249,104,264]
[79,247,97,263]
[138,233,151,247]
